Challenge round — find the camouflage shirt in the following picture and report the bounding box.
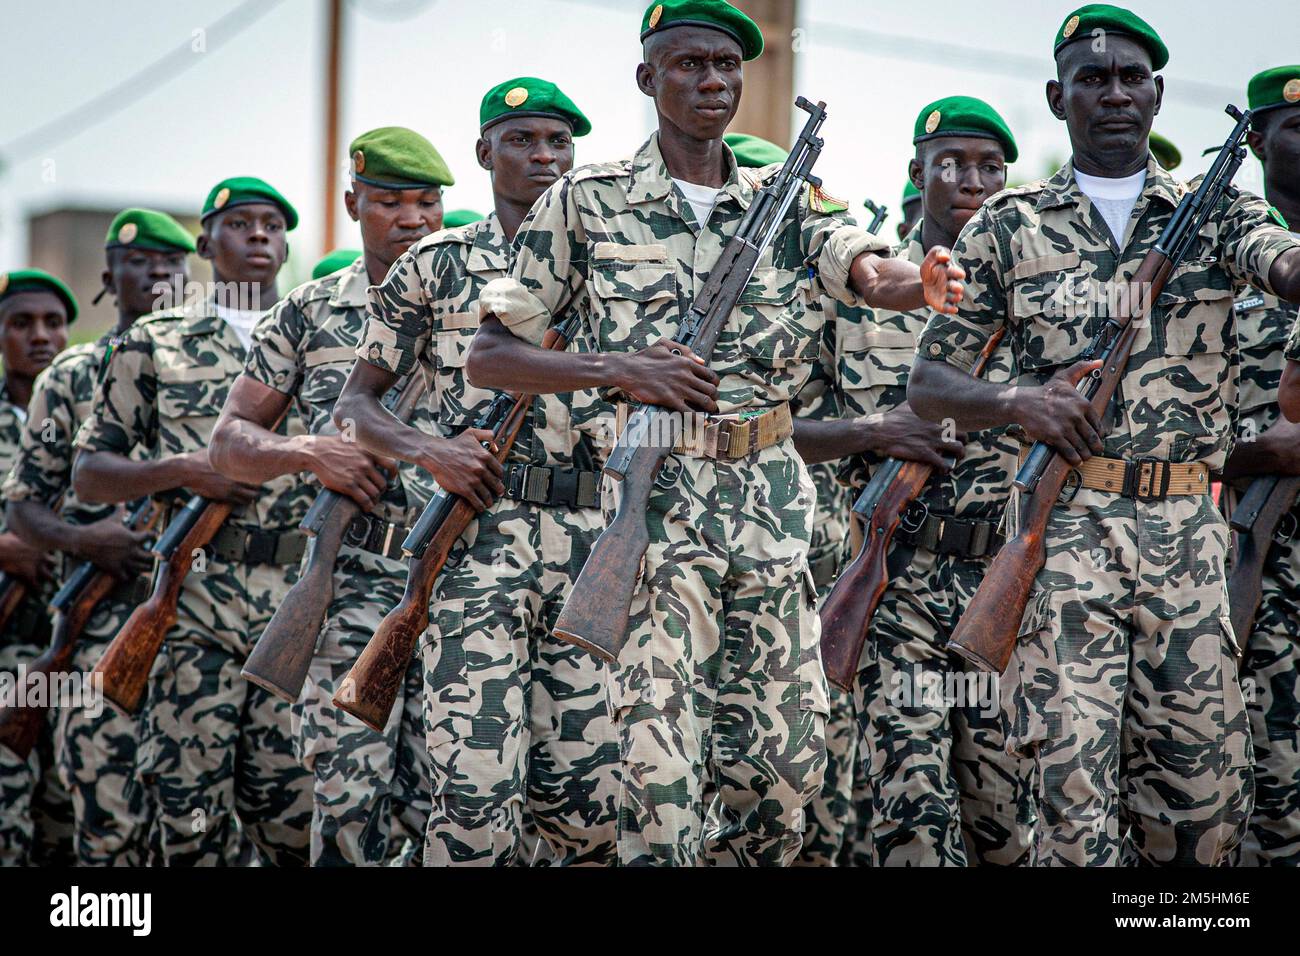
[245,258,438,527]
[839,224,1018,521]
[1239,289,1299,438]
[76,298,312,532]
[356,212,606,470]
[0,381,26,535]
[918,157,1300,471]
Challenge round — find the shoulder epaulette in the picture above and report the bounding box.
[987,179,1051,205]
[806,181,849,214]
[570,158,632,184]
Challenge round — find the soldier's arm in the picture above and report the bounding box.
[1220,417,1300,478]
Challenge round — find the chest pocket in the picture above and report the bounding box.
[589,242,679,352]
[1156,268,1235,358]
[432,312,496,428]
[1010,253,1092,376]
[300,346,357,429]
[837,326,915,416]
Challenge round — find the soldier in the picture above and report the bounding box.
[312,249,362,280]
[208,128,449,866]
[1148,132,1181,171]
[1229,65,1300,865]
[0,269,73,866]
[73,178,315,866]
[910,5,1300,866]
[897,179,922,243]
[3,212,192,865]
[334,79,621,866]
[466,0,963,866]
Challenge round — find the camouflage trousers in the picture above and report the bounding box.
[292,545,429,866]
[137,552,313,865]
[853,541,1036,866]
[611,445,830,866]
[421,496,619,866]
[1005,490,1253,866]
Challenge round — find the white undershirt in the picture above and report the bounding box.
[1074,168,1147,247]
[673,178,723,228]
[215,304,265,350]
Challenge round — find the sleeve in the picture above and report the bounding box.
[477,174,589,346]
[1219,188,1300,295]
[356,248,433,377]
[1,362,74,506]
[791,298,840,418]
[245,294,309,395]
[801,195,893,308]
[1284,309,1300,363]
[914,204,1008,373]
[74,325,160,456]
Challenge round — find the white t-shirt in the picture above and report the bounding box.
[215,304,266,350]
[1074,168,1146,247]
[673,178,723,229]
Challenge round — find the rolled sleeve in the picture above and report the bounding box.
[75,327,158,456]
[245,297,307,395]
[915,207,1007,373]
[815,223,894,308]
[356,249,429,377]
[1221,189,1300,295]
[2,363,72,505]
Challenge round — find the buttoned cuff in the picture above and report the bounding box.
[916,332,977,373]
[818,225,894,307]
[355,320,419,377]
[478,277,551,346]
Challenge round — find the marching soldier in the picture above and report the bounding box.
[910,5,1300,865]
[3,211,192,865]
[897,179,922,243]
[73,178,315,866]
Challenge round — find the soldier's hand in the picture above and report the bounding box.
[613,339,720,413]
[862,403,966,471]
[0,531,50,586]
[421,428,505,512]
[1016,359,1105,465]
[181,451,261,506]
[74,509,154,578]
[307,433,394,513]
[921,247,965,315]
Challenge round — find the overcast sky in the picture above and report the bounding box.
[1,0,1295,279]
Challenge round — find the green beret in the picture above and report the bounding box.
[480,78,591,137]
[1248,65,1300,117]
[724,133,787,168]
[311,248,362,281]
[1148,132,1181,171]
[640,0,763,61]
[912,96,1018,163]
[0,268,78,323]
[443,209,485,228]
[202,177,299,231]
[105,208,195,253]
[1054,4,1168,71]
[901,179,921,206]
[349,127,454,190]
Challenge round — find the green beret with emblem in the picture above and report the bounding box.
[724,133,787,168]
[480,78,591,137]
[443,209,485,228]
[348,127,454,190]
[901,179,921,207]
[912,96,1018,163]
[1248,65,1300,117]
[311,248,361,281]
[104,208,195,253]
[0,268,78,323]
[1053,4,1168,70]
[1148,132,1181,171]
[201,177,299,231]
[640,0,764,61]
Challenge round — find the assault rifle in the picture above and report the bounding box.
[1227,474,1300,645]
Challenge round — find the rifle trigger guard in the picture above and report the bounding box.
[1059,469,1082,504]
[900,500,929,534]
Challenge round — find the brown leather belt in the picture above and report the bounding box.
[1020,451,1211,500]
[614,402,794,461]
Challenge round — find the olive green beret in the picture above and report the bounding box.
[901,179,921,206]
[480,78,591,137]
[443,209,485,228]
[1148,132,1181,171]
[724,133,787,168]
[1054,4,1168,71]
[1248,65,1300,117]
[349,127,454,190]
[311,248,361,281]
[202,177,299,231]
[913,96,1018,163]
[105,208,195,253]
[0,268,78,323]
[640,0,763,61]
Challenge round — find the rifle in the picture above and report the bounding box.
[862,199,889,236]
[333,312,583,732]
[819,327,1006,691]
[0,573,27,633]
[0,499,161,759]
[241,371,428,703]
[552,97,831,664]
[946,105,1255,675]
[1227,474,1300,645]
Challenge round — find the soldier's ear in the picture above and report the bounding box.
[101,268,116,296]
[1152,75,1164,117]
[476,137,492,172]
[195,231,214,262]
[636,61,656,99]
[344,188,360,223]
[1045,79,1067,121]
[908,156,924,193]
[1246,128,1266,163]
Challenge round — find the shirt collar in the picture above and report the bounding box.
[1036,152,1183,214]
[626,132,754,212]
[465,212,512,275]
[328,257,371,309]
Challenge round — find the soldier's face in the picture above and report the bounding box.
[1251,107,1300,202]
[480,117,575,209]
[1049,36,1163,170]
[639,27,742,141]
[200,203,288,287]
[107,247,190,318]
[0,291,67,379]
[348,183,442,271]
[915,137,1006,237]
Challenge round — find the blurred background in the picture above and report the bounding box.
[1,0,1294,343]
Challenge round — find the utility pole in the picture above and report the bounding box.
[322,0,344,256]
[732,0,796,146]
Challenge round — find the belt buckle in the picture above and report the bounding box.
[900,499,929,534]
[1124,457,1167,501]
[550,468,579,507]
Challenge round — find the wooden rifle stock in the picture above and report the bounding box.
[1227,474,1300,647]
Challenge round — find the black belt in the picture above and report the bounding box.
[6,600,51,644]
[502,464,600,509]
[342,513,411,561]
[209,526,307,566]
[896,512,1003,559]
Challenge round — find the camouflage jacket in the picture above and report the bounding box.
[76,297,312,532]
[0,381,26,535]
[918,157,1300,471]
[477,132,890,417]
[246,258,438,527]
[1234,290,1300,511]
[839,224,1018,521]
[357,212,606,470]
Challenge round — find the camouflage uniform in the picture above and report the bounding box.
[243,258,433,866]
[2,339,155,865]
[479,134,889,865]
[839,224,1035,866]
[358,213,619,866]
[1232,291,1300,865]
[75,299,315,866]
[918,157,1300,865]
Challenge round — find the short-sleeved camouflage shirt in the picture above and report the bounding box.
[917,157,1300,471]
[0,382,27,537]
[1238,289,1298,438]
[244,258,438,526]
